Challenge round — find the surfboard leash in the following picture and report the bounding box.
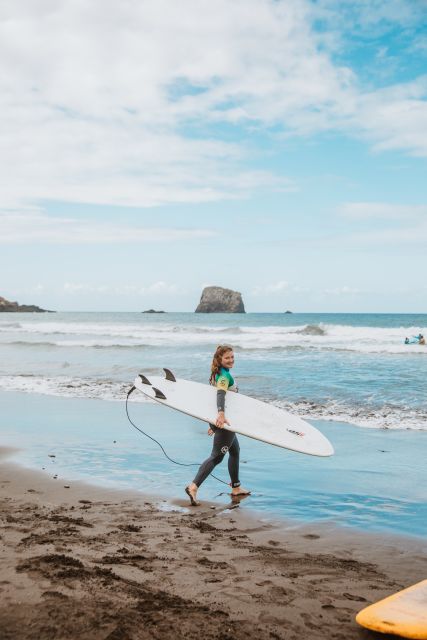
[125,386,230,487]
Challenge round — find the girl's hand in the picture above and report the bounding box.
[207,427,214,436]
[216,411,229,428]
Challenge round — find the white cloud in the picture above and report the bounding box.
[339,202,427,221]
[63,281,182,295]
[344,224,427,247]
[352,79,427,157]
[312,0,425,36]
[64,283,93,293]
[335,201,427,247]
[0,0,426,222]
[0,209,215,244]
[251,281,318,296]
[252,280,290,295]
[0,0,302,213]
[323,286,361,295]
[141,281,180,294]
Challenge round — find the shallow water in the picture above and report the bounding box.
[2,391,426,538]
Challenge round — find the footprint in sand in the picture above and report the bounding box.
[258,611,291,625]
[267,585,296,604]
[342,592,367,602]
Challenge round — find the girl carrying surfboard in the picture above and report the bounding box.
[185,344,251,506]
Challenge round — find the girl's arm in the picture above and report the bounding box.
[215,375,230,428]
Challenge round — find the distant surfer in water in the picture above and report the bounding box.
[185,344,251,506]
[404,334,425,345]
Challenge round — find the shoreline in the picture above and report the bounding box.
[1,387,426,539]
[1,447,426,639]
[3,444,427,546]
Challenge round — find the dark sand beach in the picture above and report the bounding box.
[1,447,426,640]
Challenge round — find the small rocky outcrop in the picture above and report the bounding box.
[142,309,165,313]
[195,286,245,313]
[0,296,52,313]
[284,310,293,314]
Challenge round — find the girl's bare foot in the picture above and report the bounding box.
[231,486,251,496]
[185,484,200,506]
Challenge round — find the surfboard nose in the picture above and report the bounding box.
[312,432,335,457]
[317,442,335,457]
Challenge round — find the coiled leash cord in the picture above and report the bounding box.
[125,386,229,487]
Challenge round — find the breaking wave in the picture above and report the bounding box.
[295,324,326,336]
[1,320,426,354]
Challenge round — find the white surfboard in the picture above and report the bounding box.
[133,370,334,457]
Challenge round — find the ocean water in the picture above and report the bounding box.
[1,311,426,430]
[0,311,426,537]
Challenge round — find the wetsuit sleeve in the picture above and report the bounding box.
[215,373,230,412]
[217,389,226,412]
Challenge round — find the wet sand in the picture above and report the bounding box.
[1,447,426,640]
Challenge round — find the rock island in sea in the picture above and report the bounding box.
[0,295,52,313]
[195,286,245,313]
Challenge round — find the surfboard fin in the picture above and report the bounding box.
[163,368,176,382]
[153,387,167,400]
[138,374,152,385]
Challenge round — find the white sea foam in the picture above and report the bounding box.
[1,374,425,431]
[272,398,427,432]
[1,320,426,354]
[0,375,151,403]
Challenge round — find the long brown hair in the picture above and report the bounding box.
[209,344,233,385]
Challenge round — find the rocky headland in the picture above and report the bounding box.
[195,286,245,313]
[0,296,52,313]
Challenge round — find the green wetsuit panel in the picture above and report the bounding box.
[215,367,234,391]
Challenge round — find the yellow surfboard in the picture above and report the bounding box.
[356,579,427,639]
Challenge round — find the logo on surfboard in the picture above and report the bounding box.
[286,429,305,437]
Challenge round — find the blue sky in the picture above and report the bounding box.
[1,0,426,312]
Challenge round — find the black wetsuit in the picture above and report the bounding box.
[192,367,241,488]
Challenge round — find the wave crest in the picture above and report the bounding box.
[295,324,326,336]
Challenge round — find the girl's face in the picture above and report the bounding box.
[221,350,234,369]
